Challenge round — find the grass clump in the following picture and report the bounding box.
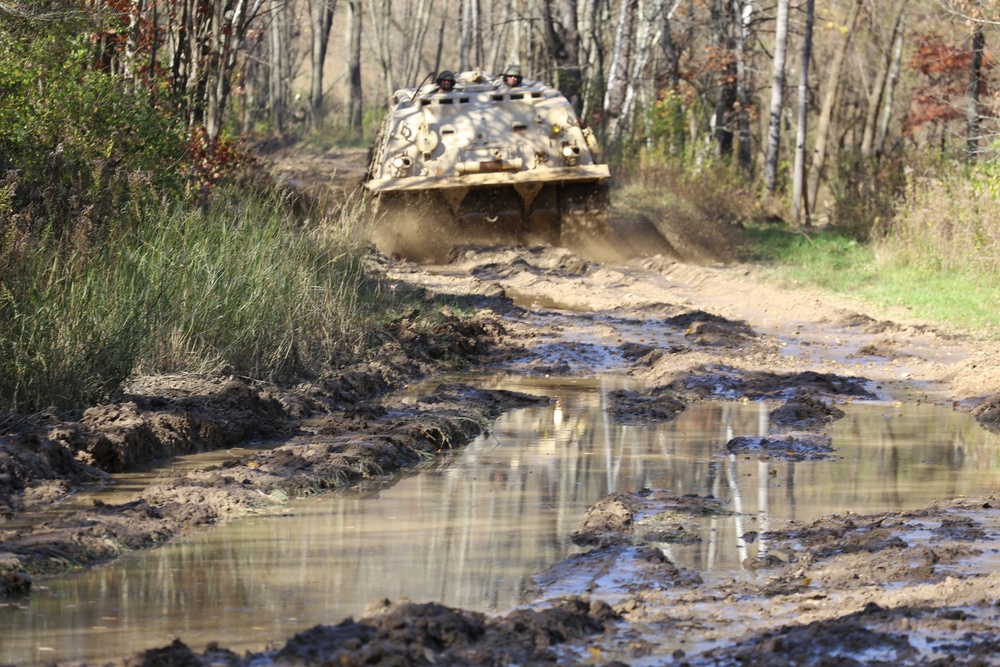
[0,189,376,415]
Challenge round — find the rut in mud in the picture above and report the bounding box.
[4,236,1000,666]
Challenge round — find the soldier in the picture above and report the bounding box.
[436,70,456,92]
[502,64,522,88]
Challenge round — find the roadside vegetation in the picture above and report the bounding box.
[616,148,1000,337]
[0,11,389,416]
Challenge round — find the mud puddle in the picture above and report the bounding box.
[2,375,999,665]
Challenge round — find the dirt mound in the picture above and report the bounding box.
[725,432,835,461]
[127,596,617,667]
[660,364,877,401]
[971,394,1000,433]
[604,387,687,423]
[769,395,846,427]
[568,490,736,549]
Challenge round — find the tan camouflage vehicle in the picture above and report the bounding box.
[365,68,610,259]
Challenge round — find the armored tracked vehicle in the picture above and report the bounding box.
[365,68,610,260]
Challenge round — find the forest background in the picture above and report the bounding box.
[1,0,999,416]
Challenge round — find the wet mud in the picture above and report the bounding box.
[4,241,1000,665]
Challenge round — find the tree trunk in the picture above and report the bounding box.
[402,0,435,85]
[346,0,363,133]
[875,15,905,156]
[617,0,658,147]
[542,0,584,113]
[967,23,984,161]
[310,0,337,119]
[368,0,394,100]
[711,0,735,159]
[764,0,789,193]
[460,0,470,68]
[603,0,637,143]
[732,0,752,173]
[659,0,686,157]
[806,0,862,210]
[267,0,289,137]
[861,0,907,156]
[792,0,814,224]
[124,0,144,89]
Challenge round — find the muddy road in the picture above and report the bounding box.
[4,149,1000,665]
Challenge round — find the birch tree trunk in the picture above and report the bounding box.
[580,0,605,121]
[458,0,476,70]
[617,0,658,146]
[806,0,862,210]
[124,0,144,90]
[267,0,289,137]
[604,0,637,143]
[732,0,752,173]
[764,0,789,193]
[402,0,435,84]
[792,0,815,224]
[368,0,394,99]
[658,0,685,157]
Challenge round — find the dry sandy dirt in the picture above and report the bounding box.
[4,145,1000,666]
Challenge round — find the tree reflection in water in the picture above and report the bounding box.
[2,375,998,666]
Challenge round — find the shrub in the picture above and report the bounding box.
[0,15,187,232]
[829,154,908,241]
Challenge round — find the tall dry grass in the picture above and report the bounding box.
[0,188,376,415]
[880,162,1000,277]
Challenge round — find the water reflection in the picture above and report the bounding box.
[1,375,998,665]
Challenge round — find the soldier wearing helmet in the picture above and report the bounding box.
[502,64,522,88]
[436,70,456,92]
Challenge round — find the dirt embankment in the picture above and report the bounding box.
[0,290,520,594]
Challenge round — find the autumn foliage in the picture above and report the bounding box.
[905,32,993,135]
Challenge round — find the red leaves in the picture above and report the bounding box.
[904,32,993,135]
[183,127,257,196]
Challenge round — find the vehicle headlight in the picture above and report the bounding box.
[390,155,413,177]
[561,144,580,166]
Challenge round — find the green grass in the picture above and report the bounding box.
[0,188,380,415]
[743,224,1000,337]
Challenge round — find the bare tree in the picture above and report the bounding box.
[655,0,687,157]
[401,0,436,85]
[860,0,907,156]
[346,0,363,132]
[792,0,814,224]
[309,0,337,120]
[764,0,789,193]
[711,0,735,158]
[732,0,752,173]
[604,0,637,143]
[368,0,394,99]
[966,22,985,160]
[806,0,863,210]
[875,12,905,156]
[542,0,584,112]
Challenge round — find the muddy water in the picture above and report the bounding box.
[2,376,999,665]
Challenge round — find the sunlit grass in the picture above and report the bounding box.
[0,188,380,415]
[743,224,1000,337]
